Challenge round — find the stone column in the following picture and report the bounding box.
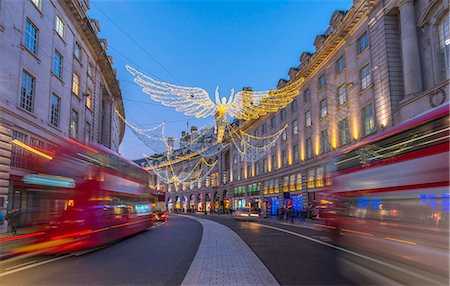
[399,0,423,95]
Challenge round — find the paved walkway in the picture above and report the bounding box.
[180,215,279,286]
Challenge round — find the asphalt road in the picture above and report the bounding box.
[0,216,202,286]
[198,215,355,285]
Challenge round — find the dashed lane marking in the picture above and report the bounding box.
[0,254,72,277]
[251,222,442,285]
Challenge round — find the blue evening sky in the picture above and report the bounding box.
[89,0,353,160]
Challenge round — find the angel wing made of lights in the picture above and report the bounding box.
[126,65,304,121]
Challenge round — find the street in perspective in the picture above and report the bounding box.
[0,0,449,285]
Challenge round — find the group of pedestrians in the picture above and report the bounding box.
[277,206,309,224]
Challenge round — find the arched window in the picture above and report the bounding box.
[438,12,450,80]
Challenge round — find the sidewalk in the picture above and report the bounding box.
[180,215,279,286]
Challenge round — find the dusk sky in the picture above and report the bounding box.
[89,0,353,160]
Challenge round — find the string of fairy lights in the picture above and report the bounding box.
[121,65,305,186]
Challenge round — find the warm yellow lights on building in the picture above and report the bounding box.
[12,139,53,160]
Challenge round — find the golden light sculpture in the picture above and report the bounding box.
[126,65,304,143]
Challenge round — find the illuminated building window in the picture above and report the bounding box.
[74,41,82,62]
[262,123,267,134]
[360,64,372,89]
[289,175,296,191]
[274,179,279,193]
[271,155,277,171]
[55,15,65,38]
[72,72,80,96]
[296,173,302,190]
[320,130,330,153]
[24,19,38,54]
[303,88,311,102]
[318,74,327,89]
[263,181,268,194]
[336,55,346,74]
[357,32,369,54]
[292,119,298,134]
[86,89,92,109]
[280,109,286,121]
[282,130,287,141]
[438,13,450,80]
[316,167,324,187]
[269,180,274,194]
[53,50,63,78]
[282,150,287,167]
[291,99,297,112]
[320,99,327,118]
[271,116,276,127]
[293,144,299,163]
[306,137,313,159]
[307,169,315,189]
[283,176,289,192]
[337,84,347,105]
[50,94,60,127]
[20,71,35,112]
[339,118,350,146]
[70,109,79,138]
[84,122,91,143]
[305,110,312,127]
[362,103,375,136]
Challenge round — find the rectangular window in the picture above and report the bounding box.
[281,130,287,141]
[316,167,324,187]
[303,88,311,102]
[50,94,61,127]
[283,176,289,192]
[30,0,40,8]
[86,89,92,109]
[282,150,287,167]
[289,175,296,191]
[305,110,312,127]
[291,99,297,112]
[74,41,81,61]
[262,123,267,134]
[337,84,347,105]
[280,109,286,121]
[88,61,93,78]
[85,122,91,143]
[292,119,298,134]
[11,131,28,168]
[271,117,276,127]
[263,158,268,173]
[271,155,277,171]
[360,64,372,89]
[307,169,315,189]
[247,165,251,178]
[320,129,330,153]
[24,19,38,54]
[53,50,63,78]
[339,118,350,146]
[306,137,313,159]
[320,99,327,118]
[318,74,326,89]
[55,15,64,38]
[336,55,346,73]
[70,110,79,138]
[358,32,369,54]
[293,144,299,163]
[72,72,80,96]
[296,173,302,190]
[255,161,260,176]
[20,71,35,112]
[362,103,375,136]
[438,15,450,80]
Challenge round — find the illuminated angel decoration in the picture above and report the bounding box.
[126,65,304,142]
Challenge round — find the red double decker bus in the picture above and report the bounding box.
[3,138,154,256]
[322,104,449,284]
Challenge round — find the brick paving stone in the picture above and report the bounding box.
[180,216,279,286]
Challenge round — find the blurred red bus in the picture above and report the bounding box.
[322,104,449,284]
[4,138,154,256]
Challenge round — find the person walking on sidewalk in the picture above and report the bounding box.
[299,207,307,224]
[5,209,19,235]
[288,207,295,223]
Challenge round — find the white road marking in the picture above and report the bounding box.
[0,254,72,277]
[4,260,37,271]
[252,223,442,285]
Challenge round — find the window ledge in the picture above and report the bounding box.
[21,44,41,64]
[51,72,64,85]
[48,122,62,132]
[53,30,67,46]
[17,106,37,118]
[360,83,374,94]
